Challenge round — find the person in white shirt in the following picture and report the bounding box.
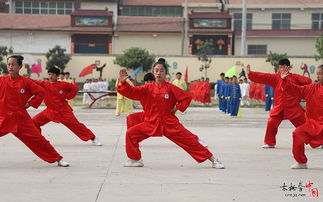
[240,78,250,106]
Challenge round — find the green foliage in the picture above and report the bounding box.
[45,45,71,71]
[265,51,288,72]
[196,40,215,77]
[314,35,323,63]
[0,46,13,74]
[108,78,117,90]
[114,47,155,72]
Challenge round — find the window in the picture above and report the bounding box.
[233,13,252,30]
[15,1,78,15]
[122,7,182,17]
[248,45,267,55]
[272,13,291,30]
[312,13,323,29]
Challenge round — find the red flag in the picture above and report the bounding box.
[184,65,188,83]
[79,64,95,77]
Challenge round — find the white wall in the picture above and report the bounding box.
[112,33,183,55]
[22,54,321,83]
[0,31,71,53]
[235,37,317,56]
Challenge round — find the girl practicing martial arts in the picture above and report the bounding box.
[117,58,224,168]
[0,55,69,167]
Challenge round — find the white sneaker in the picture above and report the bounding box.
[212,159,225,169]
[291,162,308,169]
[198,139,208,148]
[92,137,103,146]
[57,159,70,167]
[123,159,144,167]
[262,144,275,149]
[320,145,323,149]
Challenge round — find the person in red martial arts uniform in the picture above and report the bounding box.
[0,55,69,167]
[117,58,224,168]
[247,59,312,148]
[32,67,102,146]
[280,65,323,169]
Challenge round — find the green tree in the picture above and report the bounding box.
[266,51,288,72]
[196,39,215,77]
[46,45,71,71]
[114,47,155,72]
[314,35,323,63]
[0,46,13,74]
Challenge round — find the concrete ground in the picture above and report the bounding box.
[0,106,322,202]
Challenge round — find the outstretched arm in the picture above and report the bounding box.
[247,64,278,87]
[117,69,147,100]
[280,67,309,100]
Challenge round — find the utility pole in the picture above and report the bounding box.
[183,0,188,56]
[240,0,247,56]
[8,0,13,13]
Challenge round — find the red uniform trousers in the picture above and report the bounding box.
[264,111,305,146]
[126,112,144,129]
[292,120,323,163]
[33,110,95,141]
[0,117,62,163]
[126,122,213,163]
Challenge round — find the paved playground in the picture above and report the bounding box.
[0,106,321,202]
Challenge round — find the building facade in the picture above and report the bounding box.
[0,0,322,57]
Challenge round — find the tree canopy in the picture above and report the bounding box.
[46,45,71,72]
[114,47,155,72]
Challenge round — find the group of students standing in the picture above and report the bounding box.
[1,55,322,170]
[216,74,242,117]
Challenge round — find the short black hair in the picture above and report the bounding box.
[65,72,70,75]
[225,77,229,79]
[318,64,323,69]
[176,72,182,75]
[144,72,155,82]
[220,73,225,76]
[48,67,60,75]
[8,55,24,66]
[278,59,290,66]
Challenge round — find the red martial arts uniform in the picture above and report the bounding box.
[127,111,144,129]
[117,81,213,162]
[248,71,312,146]
[0,75,62,163]
[32,81,95,141]
[282,80,323,163]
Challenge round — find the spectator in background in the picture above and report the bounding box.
[172,72,187,91]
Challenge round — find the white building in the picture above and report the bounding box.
[228,0,323,56]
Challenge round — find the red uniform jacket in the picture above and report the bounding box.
[117,81,192,137]
[282,80,323,125]
[248,71,311,119]
[35,81,79,122]
[0,75,44,133]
